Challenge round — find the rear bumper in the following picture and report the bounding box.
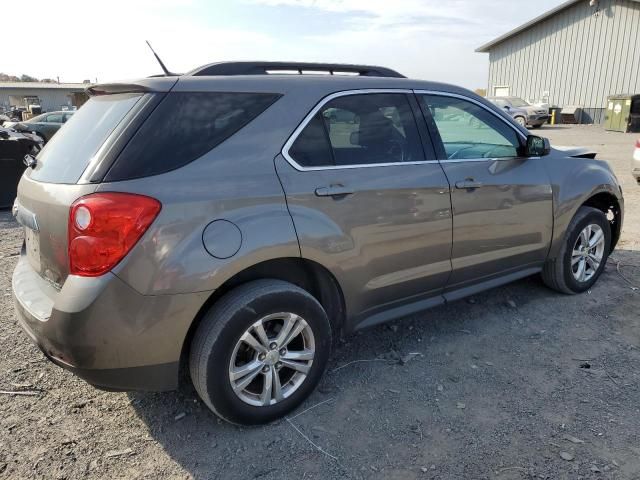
[12,253,210,391]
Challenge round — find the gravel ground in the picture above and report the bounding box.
[1,125,639,480]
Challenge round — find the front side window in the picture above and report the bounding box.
[420,95,521,160]
[45,113,63,123]
[289,93,425,168]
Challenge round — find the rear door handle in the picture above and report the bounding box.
[315,185,354,197]
[455,179,483,190]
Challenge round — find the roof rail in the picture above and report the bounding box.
[188,61,405,78]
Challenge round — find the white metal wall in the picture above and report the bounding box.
[487,0,640,123]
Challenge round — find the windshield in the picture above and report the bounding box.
[509,97,530,107]
[28,93,144,184]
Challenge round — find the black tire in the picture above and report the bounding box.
[542,206,611,294]
[531,124,543,129]
[514,116,527,127]
[189,279,332,425]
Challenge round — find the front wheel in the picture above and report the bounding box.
[189,279,332,425]
[514,116,527,127]
[542,206,611,294]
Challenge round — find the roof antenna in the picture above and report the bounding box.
[145,40,176,76]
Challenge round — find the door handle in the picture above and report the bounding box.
[455,179,483,190]
[315,185,354,197]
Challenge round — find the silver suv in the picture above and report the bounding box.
[12,62,623,425]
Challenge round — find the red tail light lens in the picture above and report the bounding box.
[636,139,640,149]
[69,193,161,277]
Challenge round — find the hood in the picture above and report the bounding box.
[553,145,597,159]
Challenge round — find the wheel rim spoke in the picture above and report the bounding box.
[589,228,604,248]
[274,313,297,346]
[230,359,262,381]
[232,363,263,392]
[272,368,283,401]
[280,359,311,374]
[282,349,314,361]
[260,367,273,405]
[576,258,586,282]
[586,255,599,271]
[253,322,270,349]
[240,331,268,354]
[282,321,307,347]
[571,250,583,265]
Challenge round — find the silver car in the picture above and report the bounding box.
[487,96,549,128]
[12,62,623,425]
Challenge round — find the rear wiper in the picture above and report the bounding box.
[23,154,37,168]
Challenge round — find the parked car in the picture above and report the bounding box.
[633,138,640,184]
[487,98,528,127]
[487,96,548,128]
[4,110,74,143]
[12,62,624,425]
[0,127,42,208]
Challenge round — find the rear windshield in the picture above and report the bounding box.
[104,92,281,181]
[29,93,143,184]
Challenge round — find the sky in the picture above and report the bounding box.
[5,0,567,89]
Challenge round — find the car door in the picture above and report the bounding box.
[416,92,553,297]
[275,90,452,328]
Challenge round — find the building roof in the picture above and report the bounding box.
[476,0,640,52]
[0,82,88,90]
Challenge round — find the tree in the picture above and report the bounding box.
[20,74,38,82]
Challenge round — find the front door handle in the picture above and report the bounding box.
[315,185,354,197]
[455,179,483,190]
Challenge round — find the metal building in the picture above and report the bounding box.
[477,0,640,124]
[0,82,88,113]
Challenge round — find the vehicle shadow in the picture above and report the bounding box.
[129,248,640,479]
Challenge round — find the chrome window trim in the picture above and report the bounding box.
[281,89,440,171]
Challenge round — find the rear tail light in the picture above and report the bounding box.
[69,193,161,277]
[636,139,640,149]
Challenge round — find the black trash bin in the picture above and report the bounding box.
[0,128,42,209]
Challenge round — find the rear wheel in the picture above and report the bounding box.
[189,279,332,425]
[542,206,611,294]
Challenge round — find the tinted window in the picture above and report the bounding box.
[62,113,74,123]
[30,93,143,184]
[105,92,280,181]
[45,114,63,123]
[420,95,521,160]
[288,113,333,167]
[289,93,425,168]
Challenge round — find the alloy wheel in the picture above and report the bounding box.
[571,224,605,283]
[228,312,315,407]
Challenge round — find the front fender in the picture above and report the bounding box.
[545,155,624,259]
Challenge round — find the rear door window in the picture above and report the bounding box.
[104,92,281,181]
[288,93,425,168]
[29,93,144,184]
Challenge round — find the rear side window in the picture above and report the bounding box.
[288,93,425,168]
[105,92,281,181]
[29,93,143,184]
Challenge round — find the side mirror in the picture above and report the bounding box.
[503,105,511,110]
[525,135,551,157]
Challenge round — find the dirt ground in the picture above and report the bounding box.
[1,125,639,480]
